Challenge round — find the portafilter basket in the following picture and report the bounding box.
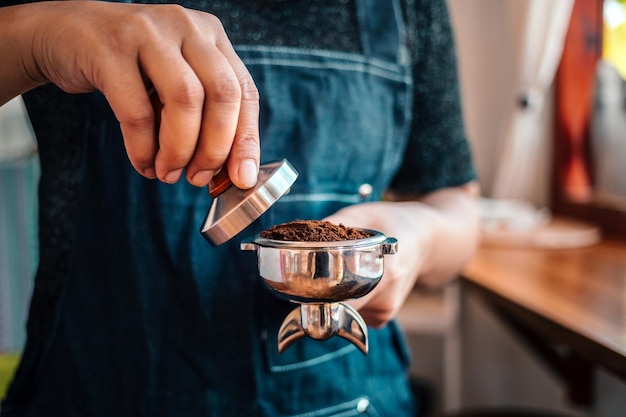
[241,230,398,354]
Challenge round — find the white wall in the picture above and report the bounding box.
[448,0,556,207]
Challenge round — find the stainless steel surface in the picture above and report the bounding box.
[241,231,397,303]
[277,303,368,354]
[241,230,398,354]
[200,159,298,246]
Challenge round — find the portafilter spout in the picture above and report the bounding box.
[278,302,368,354]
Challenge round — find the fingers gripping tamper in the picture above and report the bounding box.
[200,159,298,246]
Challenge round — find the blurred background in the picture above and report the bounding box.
[0,95,38,400]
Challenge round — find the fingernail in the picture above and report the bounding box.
[191,170,215,186]
[239,159,258,188]
[164,168,183,184]
[143,167,156,179]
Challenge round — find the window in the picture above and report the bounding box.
[553,0,626,238]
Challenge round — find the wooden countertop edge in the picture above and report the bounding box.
[460,238,626,372]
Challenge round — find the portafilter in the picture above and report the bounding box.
[241,230,398,354]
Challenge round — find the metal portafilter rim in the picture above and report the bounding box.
[245,229,395,250]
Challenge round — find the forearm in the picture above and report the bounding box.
[387,181,481,288]
[0,3,47,106]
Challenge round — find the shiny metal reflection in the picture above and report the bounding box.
[241,230,398,354]
[200,159,298,246]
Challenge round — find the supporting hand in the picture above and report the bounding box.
[323,182,480,328]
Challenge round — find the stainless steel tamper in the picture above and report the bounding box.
[241,230,398,354]
[200,159,298,246]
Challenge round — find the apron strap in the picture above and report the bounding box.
[355,0,406,64]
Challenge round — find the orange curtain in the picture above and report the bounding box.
[555,0,603,202]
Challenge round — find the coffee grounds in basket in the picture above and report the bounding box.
[260,220,372,242]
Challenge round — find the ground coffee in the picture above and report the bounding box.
[260,220,372,242]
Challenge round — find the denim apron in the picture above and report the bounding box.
[2,1,416,416]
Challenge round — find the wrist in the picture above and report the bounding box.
[0,3,49,104]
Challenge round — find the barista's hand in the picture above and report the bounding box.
[323,183,480,328]
[0,1,259,188]
[323,202,425,328]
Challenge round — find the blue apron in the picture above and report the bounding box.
[3,1,416,415]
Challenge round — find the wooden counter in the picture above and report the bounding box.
[461,238,626,405]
